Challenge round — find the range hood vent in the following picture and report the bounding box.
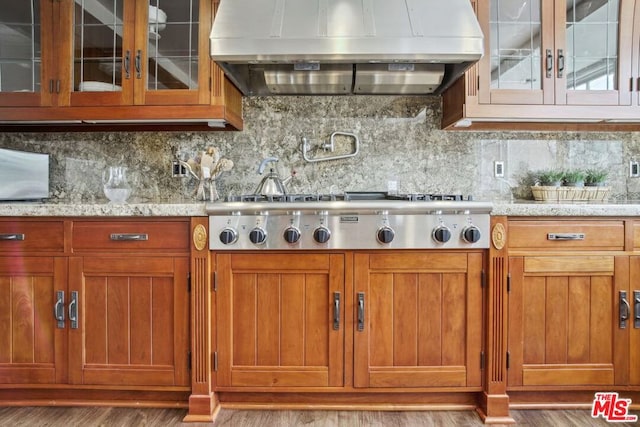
[210,0,483,96]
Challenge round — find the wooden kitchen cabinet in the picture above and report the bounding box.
[442,0,640,129]
[0,220,67,385]
[68,219,190,387]
[0,0,242,129]
[214,253,345,389]
[0,0,69,108]
[507,219,629,388]
[353,252,484,389]
[627,256,640,386]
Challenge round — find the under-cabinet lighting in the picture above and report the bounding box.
[0,120,83,124]
[81,119,227,128]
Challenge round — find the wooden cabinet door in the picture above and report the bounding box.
[554,0,634,107]
[508,255,628,387]
[478,0,556,105]
[628,257,640,386]
[68,256,189,387]
[215,253,344,389]
[134,0,213,106]
[353,252,483,389]
[0,0,68,107]
[0,256,67,384]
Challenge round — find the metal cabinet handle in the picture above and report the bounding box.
[56,80,60,94]
[546,49,554,78]
[110,233,148,241]
[620,291,630,329]
[69,291,78,329]
[135,49,142,79]
[124,50,131,79]
[357,292,365,332]
[634,291,640,329]
[333,292,340,330]
[54,291,65,329]
[0,233,25,241]
[557,49,565,78]
[547,233,585,241]
[49,79,54,94]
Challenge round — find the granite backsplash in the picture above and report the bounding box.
[1,96,640,203]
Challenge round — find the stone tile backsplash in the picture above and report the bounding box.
[1,96,639,202]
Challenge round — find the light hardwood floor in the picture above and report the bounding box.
[0,407,638,426]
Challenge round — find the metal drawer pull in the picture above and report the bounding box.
[69,291,78,329]
[634,291,640,329]
[357,292,365,332]
[54,291,65,329]
[620,291,630,329]
[333,292,340,330]
[110,233,148,241]
[0,233,25,241]
[547,233,585,241]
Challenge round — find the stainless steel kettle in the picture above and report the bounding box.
[254,157,292,196]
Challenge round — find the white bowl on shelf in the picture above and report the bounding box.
[78,81,122,92]
[149,5,167,22]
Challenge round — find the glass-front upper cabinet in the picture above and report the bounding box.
[477,0,634,107]
[69,0,210,107]
[0,0,61,107]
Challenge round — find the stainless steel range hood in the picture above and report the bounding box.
[210,0,484,96]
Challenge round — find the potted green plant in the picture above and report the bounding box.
[563,169,586,187]
[584,168,608,187]
[537,169,564,187]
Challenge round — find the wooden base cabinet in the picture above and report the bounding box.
[353,252,484,389]
[215,253,345,389]
[68,256,190,387]
[0,220,67,385]
[0,218,191,406]
[0,256,68,384]
[507,255,628,387]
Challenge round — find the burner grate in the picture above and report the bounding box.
[226,192,471,203]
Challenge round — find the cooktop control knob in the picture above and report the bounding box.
[432,226,452,244]
[313,226,331,244]
[283,227,301,244]
[462,225,482,243]
[249,227,267,245]
[377,226,395,244]
[219,227,238,245]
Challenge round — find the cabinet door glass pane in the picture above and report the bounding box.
[565,0,618,90]
[490,0,542,90]
[0,0,40,92]
[147,0,199,90]
[74,0,124,92]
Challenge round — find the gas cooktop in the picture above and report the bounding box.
[207,192,492,251]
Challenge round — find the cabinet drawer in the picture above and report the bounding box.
[508,220,624,251]
[72,220,189,252]
[0,220,64,252]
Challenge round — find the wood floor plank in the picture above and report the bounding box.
[0,407,637,426]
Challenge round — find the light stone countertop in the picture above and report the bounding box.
[1,199,640,217]
[492,200,640,217]
[0,199,208,217]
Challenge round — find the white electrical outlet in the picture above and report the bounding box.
[494,161,505,178]
[630,161,640,178]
